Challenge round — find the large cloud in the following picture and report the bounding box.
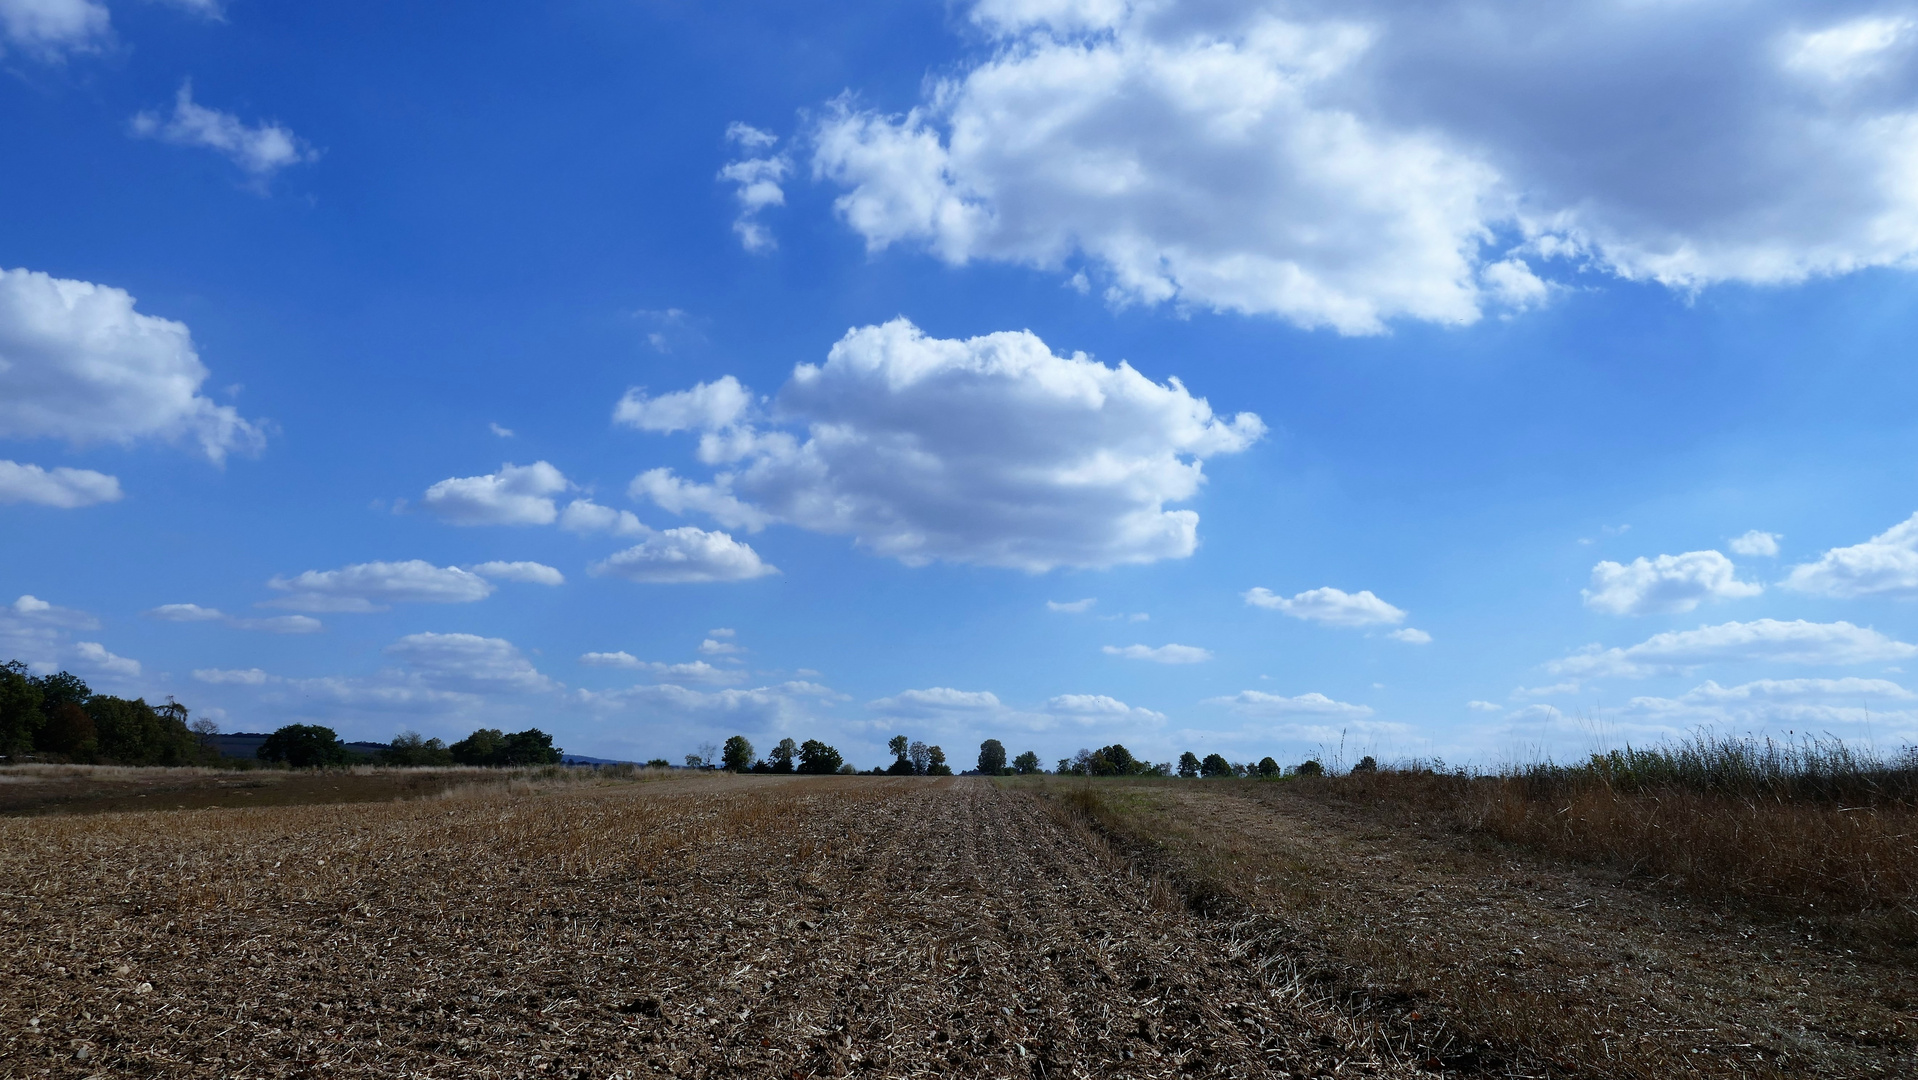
[265,560,495,613]
[384,632,557,695]
[1582,550,1763,616]
[1549,619,1918,679]
[1784,511,1918,598]
[0,460,120,508]
[576,680,843,734]
[0,268,263,461]
[1615,677,1918,741]
[626,319,1261,571]
[812,2,1918,333]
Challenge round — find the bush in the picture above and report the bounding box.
[977,739,1007,775]
[1352,755,1378,773]
[1256,756,1280,777]
[797,739,843,774]
[644,758,672,769]
[1012,750,1041,775]
[1294,759,1325,777]
[259,724,351,768]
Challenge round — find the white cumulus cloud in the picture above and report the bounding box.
[73,640,139,677]
[1582,550,1763,616]
[589,527,777,584]
[0,460,120,508]
[1784,512,1918,598]
[1387,627,1432,644]
[811,2,1918,333]
[145,603,321,634]
[1244,586,1406,627]
[384,632,556,695]
[1729,530,1782,557]
[578,653,744,684]
[1616,677,1918,740]
[265,560,495,613]
[470,561,565,586]
[0,268,263,462]
[1103,643,1212,664]
[558,498,650,537]
[869,687,1005,718]
[422,462,571,526]
[1548,619,1918,679]
[131,81,317,183]
[630,319,1261,571]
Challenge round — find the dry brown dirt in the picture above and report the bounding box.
[2,775,1421,1079]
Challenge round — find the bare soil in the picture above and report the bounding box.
[2,775,1419,1079]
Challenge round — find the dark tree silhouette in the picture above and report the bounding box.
[1178,751,1201,778]
[259,724,350,768]
[384,731,453,766]
[927,745,951,776]
[768,737,798,773]
[977,739,1007,775]
[797,739,843,774]
[722,735,755,772]
[1200,752,1233,778]
[1256,756,1281,777]
[1012,750,1041,774]
[1295,759,1325,776]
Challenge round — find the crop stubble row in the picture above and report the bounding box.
[1,776,1416,1078]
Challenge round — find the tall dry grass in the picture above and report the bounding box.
[1318,735,1918,925]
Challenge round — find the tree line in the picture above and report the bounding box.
[256,725,564,768]
[1,662,213,766]
[691,733,1348,780]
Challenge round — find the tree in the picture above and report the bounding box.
[89,696,200,765]
[1352,755,1378,773]
[0,661,46,757]
[1055,757,1075,775]
[189,716,220,747]
[450,728,506,766]
[722,735,755,772]
[1087,744,1145,776]
[1200,752,1232,778]
[259,724,350,768]
[1256,756,1280,777]
[384,730,453,766]
[797,739,843,774]
[1012,750,1041,775]
[644,758,671,769]
[1177,751,1201,778]
[977,738,1008,775]
[39,703,97,759]
[1294,759,1325,777]
[926,745,951,776]
[768,737,798,773]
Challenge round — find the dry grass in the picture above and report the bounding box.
[2,775,1426,1078]
[1026,775,1918,1079]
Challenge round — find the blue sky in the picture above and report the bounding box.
[8,0,1918,768]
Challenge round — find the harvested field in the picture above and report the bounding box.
[3,775,1417,1079]
[0,764,638,818]
[1042,777,1918,1079]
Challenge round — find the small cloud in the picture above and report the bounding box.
[1387,627,1432,644]
[719,123,789,252]
[1103,643,1212,664]
[0,461,122,508]
[1245,586,1407,627]
[73,641,139,677]
[708,627,737,638]
[1511,682,1581,699]
[1467,700,1503,712]
[1048,598,1096,613]
[699,637,742,656]
[489,422,515,438]
[130,81,317,186]
[470,561,565,586]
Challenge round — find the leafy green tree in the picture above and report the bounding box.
[977,739,1007,775]
[90,696,200,765]
[1012,750,1041,775]
[39,703,97,759]
[1178,751,1201,778]
[1352,755,1378,773]
[926,745,952,776]
[885,734,914,774]
[1256,756,1281,777]
[1055,757,1075,775]
[384,730,453,766]
[797,739,843,774]
[450,728,506,765]
[259,724,350,768]
[767,737,798,773]
[1294,759,1325,777]
[0,661,46,757]
[500,729,562,765]
[1087,744,1147,776]
[722,735,755,772]
[1200,752,1232,778]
